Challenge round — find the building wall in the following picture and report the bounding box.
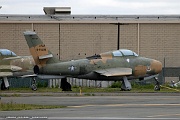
[33,23,60,59]
[120,23,138,53]
[0,23,31,55]
[0,22,180,83]
[0,23,117,60]
[0,23,180,64]
[139,23,180,67]
[60,23,117,60]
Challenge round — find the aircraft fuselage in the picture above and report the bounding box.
[0,56,34,76]
[37,56,162,81]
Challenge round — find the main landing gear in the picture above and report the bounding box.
[154,77,160,91]
[60,78,72,91]
[121,76,132,91]
[31,77,37,91]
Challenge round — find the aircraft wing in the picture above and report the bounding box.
[0,72,13,77]
[2,56,22,60]
[95,67,132,77]
[20,74,66,79]
[2,56,31,60]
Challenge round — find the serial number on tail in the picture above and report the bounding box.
[36,44,47,51]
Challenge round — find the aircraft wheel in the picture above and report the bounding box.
[154,77,160,91]
[66,82,72,91]
[62,82,72,91]
[31,84,37,91]
[1,82,6,90]
[120,88,125,91]
[121,88,131,91]
[154,85,160,91]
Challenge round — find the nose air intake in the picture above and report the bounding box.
[151,60,162,74]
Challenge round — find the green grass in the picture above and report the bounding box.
[0,101,66,111]
[0,83,179,96]
[0,86,179,93]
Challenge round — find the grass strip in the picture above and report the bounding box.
[0,84,179,94]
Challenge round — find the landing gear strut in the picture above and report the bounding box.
[60,78,72,91]
[31,77,37,91]
[121,76,132,91]
[154,77,160,91]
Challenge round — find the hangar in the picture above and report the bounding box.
[0,7,180,84]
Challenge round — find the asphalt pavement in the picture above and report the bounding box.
[0,93,180,120]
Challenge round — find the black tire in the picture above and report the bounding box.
[154,85,160,91]
[31,84,37,91]
[1,82,6,90]
[61,78,72,91]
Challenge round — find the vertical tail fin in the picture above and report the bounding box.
[23,31,59,66]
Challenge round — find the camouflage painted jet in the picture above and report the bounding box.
[169,80,180,88]
[0,49,35,90]
[23,31,162,91]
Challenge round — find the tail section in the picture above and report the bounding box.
[23,31,59,66]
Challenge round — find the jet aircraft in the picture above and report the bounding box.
[169,80,180,88]
[0,49,35,90]
[23,31,162,91]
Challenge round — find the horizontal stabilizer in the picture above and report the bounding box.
[2,56,22,60]
[95,67,132,76]
[0,72,13,77]
[0,65,22,72]
[39,54,53,60]
[20,74,37,78]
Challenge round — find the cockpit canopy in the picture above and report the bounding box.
[112,49,138,57]
[86,49,138,60]
[0,49,17,57]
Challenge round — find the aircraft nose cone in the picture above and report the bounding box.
[151,60,162,74]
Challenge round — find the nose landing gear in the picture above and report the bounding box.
[154,77,160,91]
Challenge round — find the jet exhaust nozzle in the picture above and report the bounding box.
[34,65,40,74]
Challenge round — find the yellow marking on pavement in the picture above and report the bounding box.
[147,113,180,118]
[160,85,180,92]
[68,104,180,108]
